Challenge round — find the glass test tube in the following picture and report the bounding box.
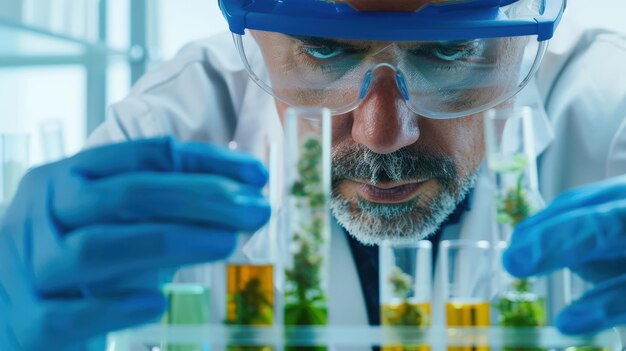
[225,234,275,351]
[442,240,492,326]
[39,119,66,163]
[484,107,548,329]
[563,271,611,351]
[161,265,212,351]
[283,107,331,351]
[493,241,547,329]
[225,233,275,327]
[442,240,492,351]
[380,240,432,351]
[0,133,29,212]
[484,107,544,241]
[225,140,278,351]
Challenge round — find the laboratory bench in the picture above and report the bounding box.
[107,325,621,351]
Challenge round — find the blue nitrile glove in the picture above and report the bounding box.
[503,175,626,335]
[0,137,270,351]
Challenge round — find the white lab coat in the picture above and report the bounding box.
[87,17,626,332]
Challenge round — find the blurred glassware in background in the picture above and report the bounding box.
[0,133,29,214]
[0,118,68,217]
[39,118,66,162]
[0,0,102,42]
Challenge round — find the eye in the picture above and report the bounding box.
[303,46,346,60]
[433,45,473,61]
[411,41,483,63]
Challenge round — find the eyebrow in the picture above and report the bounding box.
[289,35,371,49]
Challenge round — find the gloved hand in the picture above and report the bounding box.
[503,175,626,334]
[0,137,270,350]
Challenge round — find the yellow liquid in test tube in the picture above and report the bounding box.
[446,300,491,351]
[381,302,431,351]
[226,264,274,351]
[226,264,274,325]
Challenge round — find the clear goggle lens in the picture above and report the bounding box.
[235,30,546,119]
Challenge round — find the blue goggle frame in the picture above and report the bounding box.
[219,0,565,42]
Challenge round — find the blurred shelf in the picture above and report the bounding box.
[107,325,621,350]
[0,17,129,67]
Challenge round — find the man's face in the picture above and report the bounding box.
[274,92,483,245]
[254,1,524,245]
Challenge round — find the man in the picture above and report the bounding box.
[2,0,626,349]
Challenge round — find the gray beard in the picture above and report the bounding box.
[330,144,478,246]
[330,174,477,245]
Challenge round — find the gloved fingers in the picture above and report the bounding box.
[34,223,237,293]
[54,172,271,232]
[571,257,626,284]
[84,268,196,297]
[503,198,626,278]
[0,235,37,309]
[556,274,626,334]
[68,137,268,187]
[82,271,164,297]
[13,292,165,350]
[516,175,626,233]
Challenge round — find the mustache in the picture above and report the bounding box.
[332,144,457,186]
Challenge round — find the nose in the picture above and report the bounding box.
[351,68,420,155]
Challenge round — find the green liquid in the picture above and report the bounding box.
[161,284,211,351]
[497,290,546,351]
[565,347,612,351]
[497,291,546,327]
[284,302,328,351]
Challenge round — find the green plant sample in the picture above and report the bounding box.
[226,277,274,325]
[495,278,546,351]
[390,266,412,299]
[497,173,532,227]
[494,167,546,346]
[224,265,274,351]
[382,267,429,326]
[285,135,328,351]
[495,281,546,327]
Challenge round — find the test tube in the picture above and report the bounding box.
[225,233,275,327]
[283,107,331,351]
[224,139,277,351]
[380,240,432,351]
[39,119,66,163]
[441,240,492,351]
[161,265,212,351]
[493,241,547,329]
[484,107,548,329]
[484,107,544,241]
[0,133,29,211]
[225,241,275,351]
[563,271,611,351]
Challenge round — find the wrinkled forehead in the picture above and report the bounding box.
[329,0,462,12]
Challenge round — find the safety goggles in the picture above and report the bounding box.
[220,0,565,119]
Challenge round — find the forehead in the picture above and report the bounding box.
[331,0,458,12]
